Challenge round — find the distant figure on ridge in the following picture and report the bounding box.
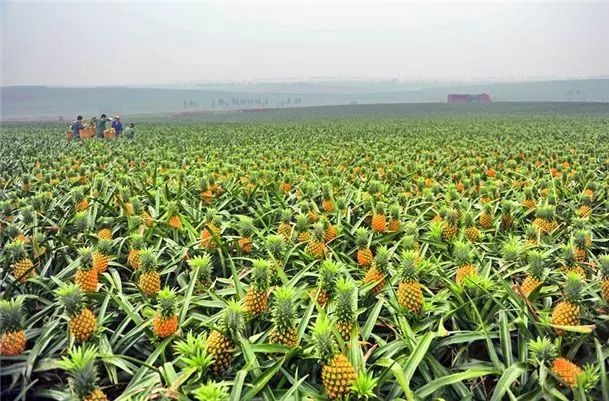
[70,115,85,139]
[95,114,112,138]
[112,116,123,136]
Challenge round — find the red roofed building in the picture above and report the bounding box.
[447,93,492,104]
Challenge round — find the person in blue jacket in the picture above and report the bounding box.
[112,116,123,136]
[70,115,85,139]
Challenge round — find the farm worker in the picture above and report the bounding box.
[124,123,135,139]
[112,116,123,136]
[70,115,85,139]
[95,114,112,138]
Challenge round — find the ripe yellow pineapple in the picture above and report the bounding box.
[552,357,583,387]
[201,210,222,250]
[295,213,311,243]
[8,240,36,283]
[441,208,459,241]
[321,184,335,213]
[206,301,244,375]
[522,187,536,211]
[313,317,356,400]
[573,229,592,262]
[500,200,514,230]
[0,298,26,356]
[453,241,478,285]
[355,228,373,267]
[307,223,327,259]
[479,203,494,229]
[529,337,583,388]
[277,209,293,241]
[311,259,342,308]
[56,284,97,342]
[371,202,387,233]
[462,211,479,242]
[364,246,390,293]
[152,288,178,338]
[268,287,298,347]
[127,233,145,270]
[138,248,161,296]
[237,215,255,254]
[387,203,401,232]
[75,247,98,292]
[397,250,423,313]
[533,204,557,234]
[600,255,609,302]
[521,250,546,297]
[243,259,271,315]
[93,239,112,273]
[332,279,357,340]
[551,273,582,335]
[188,254,214,293]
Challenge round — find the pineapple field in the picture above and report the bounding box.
[1,112,609,401]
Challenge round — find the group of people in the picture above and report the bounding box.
[70,114,135,139]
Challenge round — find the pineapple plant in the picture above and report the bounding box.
[397,250,423,313]
[268,287,298,347]
[322,217,337,243]
[0,298,26,356]
[332,278,357,340]
[523,187,536,210]
[206,300,244,375]
[371,202,387,233]
[573,229,591,262]
[56,284,97,342]
[277,209,293,241]
[479,203,494,229]
[243,259,271,315]
[167,201,182,230]
[193,381,230,401]
[266,234,285,274]
[188,254,214,293]
[355,227,373,267]
[152,288,178,338]
[312,317,356,400]
[311,259,342,307]
[7,240,36,283]
[321,183,335,213]
[462,211,479,242]
[529,337,584,388]
[521,250,546,297]
[441,207,459,241]
[92,239,112,274]
[600,255,609,302]
[236,215,255,254]
[127,233,144,270]
[295,213,311,243]
[363,245,391,293]
[453,241,477,285]
[138,248,161,296]
[75,247,98,292]
[306,222,326,259]
[559,244,585,279]
[551,273,583,336]
[57,345,108,401]
[387,203,401,232]
[533,204,557,234]
[500,200,515,230]
[96,218,113,240]
[201,209,222,250]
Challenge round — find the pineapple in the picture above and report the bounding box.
[333,278,357,340]
[522,187,536,210]
[371,202,387,233]
[551,273,582,335]
[500,200,515,230]
[311,259,342,307]
[453,241,477,285]
[236,215,255,254]
[364,245,390,293]
[397,250,423,313]
[277,209,293,241]
[265,234,285,274]
[201,209,222,250]
[243,259,271,315]
[97,219,113,240]
[92,239,112,274]
[8,240,36,283]
[441,208,459,241]
[312,317,356,400]
[127,233,144,270]
[551,357,584,388]
[322,217,337,243]
[153,288,178,338]
[600,255,609,302]
[525,223,540,246]
[167,201,182,230]
[479,203,494,229]
[573,229,591,262]
[529,337,583,388]
[75,247,98,292]
[355,227,373,267]
[559,244,585,279]
[188,254,213,293]
[0,298,26,356]
[295,213,311,243]
[521,250,546,297]
[321,184,335,213]
[268,287,298,347]
[56,284,97,342]
[138,248,161,296]
[387,203,401,232]
[462,211,479,242]
[533,204,557,234]
[306,223,326,259]
[57,345,108,401]
[207,300,244,375]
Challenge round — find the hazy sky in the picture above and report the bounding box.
[1,1,608,86]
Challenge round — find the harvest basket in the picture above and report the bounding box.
[81,127,95,139]
[104,128,116,139]
[65,131,74,140]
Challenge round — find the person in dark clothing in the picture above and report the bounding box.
[112,116,123,136]
[71,115,85,139]
[95,114,112,138]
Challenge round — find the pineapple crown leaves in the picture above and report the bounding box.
[318,259,343,294]
[576,364,600,392]
[528,336,558,366]
[312,316,337,365]
[236,215,255,237]
[130,233,145,249]
[279,208,292,223]
[453,241,473,266]
[157,287,177,317]
[56,344,100,399]
[77,246,94,270]
[265,234,285,259]
[599,254,609,278]
[55,283,87,318]
[462,210,475,227]
[95,239,113,255]
[166,201,179,215]
[174,331,214,371]
[295,214,309,232]
[399,250,420,282]
[352,369,380,399]
[401,235,418,251]
[311,222,326,241]
[444,208,459,225]
[220,300,245,341]
[372,246,391,274]
[374,201,387,215]
[527,250,546,279]
[561,244,577,265]
[354,227,370,249]
[193,381,230,401]
[389,203,401,219]
[573,229,591,249]
[501,199,514,214]
[250,259,271,291]
[188,253,213,278]
[536,204,555,220]
[404,222,418,237]
[138,248,158,272]
[332,278,356,324]
[562,272,583,304]
[271,287,297,331]
[501,237,522,263]
[7,240,28,261]
[0,297,25,334]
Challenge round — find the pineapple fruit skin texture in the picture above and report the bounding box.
[357,248,373,267]
[75,269,98,292]
[268,327,297,348]
[152,314,178,338]
[397,281,423,313]
[363,267,385,293]
[244,288,268,315]
[13,258,36,282]
[128,249,141,269]
[207,330,235,375]
[139,272,161,296]
[551,301,580,335]
[552,357,582,387]
[70,308,96,342]
[83,388,108,401]
[321,354,357,400]
[0,330,26,356]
